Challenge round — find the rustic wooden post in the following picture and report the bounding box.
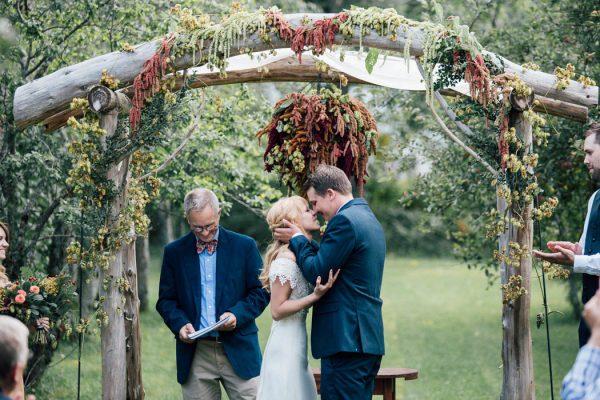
[499,92,536,400]
[88,85,143,400]
[124,240,144,399]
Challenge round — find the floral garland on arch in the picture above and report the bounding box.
[128,6,421,132]
[256,88,378,195]
[123,4,596,303]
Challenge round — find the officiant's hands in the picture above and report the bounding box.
[314,269,341,298]
[217,312,237,331]
[179,323,195,343]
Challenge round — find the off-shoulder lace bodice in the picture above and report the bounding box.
[269,258,312,319]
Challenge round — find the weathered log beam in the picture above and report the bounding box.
[440,88,588,123]
[14,13,597,129]
[40,56,589,132]
[532,95,589,122]
[489,53,597,112]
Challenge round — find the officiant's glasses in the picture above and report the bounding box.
[191,222,218,233]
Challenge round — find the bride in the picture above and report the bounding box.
[257,196,339,400]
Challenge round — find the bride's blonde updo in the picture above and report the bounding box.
[259,196,309,291]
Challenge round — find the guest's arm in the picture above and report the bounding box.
[573,253,600,276]
[562,290,600,399]
[561,345,600,400]
[534,193,600,275]
[533,242,600,276]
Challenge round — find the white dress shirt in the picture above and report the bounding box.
[574,190,600,276]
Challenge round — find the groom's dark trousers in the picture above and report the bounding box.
[290,198,385,400]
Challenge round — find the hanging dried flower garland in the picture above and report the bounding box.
[291,13,348,63]
[130,34,175,131]
[256,88,378,195]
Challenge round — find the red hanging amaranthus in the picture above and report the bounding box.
[291,12,348,63]
[497,113,510,171]
[464,52,492,109]
[494,78,516,172]
[256,88,378,195]
[454,48,503,167]
[129,34,175,132]
[264,8,294,42]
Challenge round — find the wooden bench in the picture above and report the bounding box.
[312,367,418,399]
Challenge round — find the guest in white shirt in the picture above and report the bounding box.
[534,122,600,346]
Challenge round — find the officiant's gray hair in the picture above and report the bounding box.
[184,188,220,216]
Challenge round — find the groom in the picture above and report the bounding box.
[277,164,386,400]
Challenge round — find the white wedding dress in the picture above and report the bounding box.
[257,258,318,400]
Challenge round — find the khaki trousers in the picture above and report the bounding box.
[182,340,258,400]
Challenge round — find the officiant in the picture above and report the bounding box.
[156,188,269,400]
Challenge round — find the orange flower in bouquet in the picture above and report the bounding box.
[0,273,77,347]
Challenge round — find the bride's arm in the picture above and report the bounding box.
[270,269,339,321]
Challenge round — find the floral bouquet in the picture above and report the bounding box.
[257,87,379,195]
[0,273,77,347]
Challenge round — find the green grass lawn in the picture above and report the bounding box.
[33,256,579,399]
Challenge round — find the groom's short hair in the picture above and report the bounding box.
[304,164,352,196]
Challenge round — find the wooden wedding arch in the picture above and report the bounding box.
[12,9,598,400]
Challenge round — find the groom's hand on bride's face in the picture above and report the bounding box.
[273,219,302,242]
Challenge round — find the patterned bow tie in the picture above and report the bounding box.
[196,239,218,255]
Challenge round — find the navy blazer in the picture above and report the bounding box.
[156,228,269,384]
[290,198,386,359]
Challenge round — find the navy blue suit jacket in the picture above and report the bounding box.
[156,227,269,384]
[290,198,386,359]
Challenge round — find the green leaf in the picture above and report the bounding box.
[272,98,294,117]
[365,48,379,74]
